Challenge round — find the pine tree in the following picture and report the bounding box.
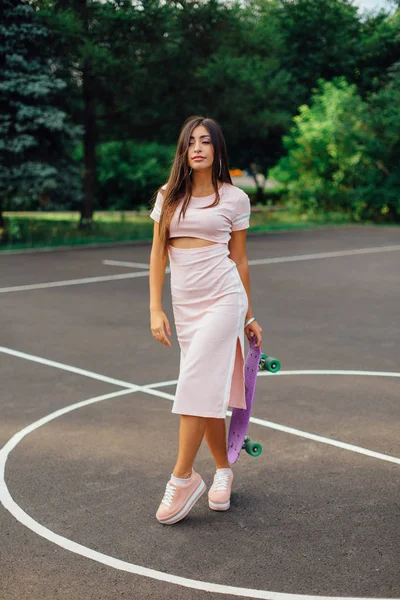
[0,0,82,243]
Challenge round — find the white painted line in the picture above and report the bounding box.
[258,369,400,378]
[0,270,149,294]
[0,346,141,389]
[248,417,400,465]
[103,245,400,271]
[0,347,179,403]
[0,461,390,600]
[0,389,135,453]
[2,346,399,464]
[248,245,400,266]
[1,381,399,599]
[103,259,151,269]
[146,384,400,466]
[2,245,399,293]
[142,380,178,388]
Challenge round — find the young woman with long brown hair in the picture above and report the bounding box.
[149,116,262,525]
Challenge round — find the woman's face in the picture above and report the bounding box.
[187,125,215,172]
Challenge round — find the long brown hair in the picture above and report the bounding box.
[153,116,233,256]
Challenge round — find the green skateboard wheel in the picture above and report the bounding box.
[265,357,280,373]
[242,435,263,457]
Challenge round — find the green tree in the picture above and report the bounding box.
[357,61,400,221]
[88,140,175,210]
[36,0,174,223]
[37,0,289,208]
[269,78,372,215]
[269,75,400,222]
[0,0,81,243]
[357,8,400,97]
[267,0,362,111]
[193,0,292,200]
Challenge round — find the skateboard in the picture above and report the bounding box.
[227,338,280,464]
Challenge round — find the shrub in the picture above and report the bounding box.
[269,76,400,222]
[73,140,175,211]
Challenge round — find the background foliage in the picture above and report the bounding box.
[270,69,400,221]
[0,0,82,233]
[1,0,399,239]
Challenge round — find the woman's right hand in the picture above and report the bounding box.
[150,309,172,347]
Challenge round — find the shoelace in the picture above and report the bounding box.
[212,471,230,491]
[161,484,176,507]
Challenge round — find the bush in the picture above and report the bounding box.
[73,140,175,211]
[269,76,400,222]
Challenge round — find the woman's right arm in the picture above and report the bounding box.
[149,221,172,347]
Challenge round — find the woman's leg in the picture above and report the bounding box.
[204,418,230,469]
[173,415,207,478]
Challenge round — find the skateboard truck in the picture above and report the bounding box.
[259,353,280,373]
[242,435,262,457]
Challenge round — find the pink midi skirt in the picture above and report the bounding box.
[168,242,248,418]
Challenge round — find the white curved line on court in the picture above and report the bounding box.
[1,354,400,599]
[1,383,399,600]
[1,345,399,464]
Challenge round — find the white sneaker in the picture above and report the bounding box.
[208,469,233,511]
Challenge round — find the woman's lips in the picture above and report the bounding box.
[192,157,205,161]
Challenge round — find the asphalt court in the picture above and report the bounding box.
[1,225,400,600]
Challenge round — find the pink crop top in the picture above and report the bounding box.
[149,182,251,243]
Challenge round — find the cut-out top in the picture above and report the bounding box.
[149,182,251,244]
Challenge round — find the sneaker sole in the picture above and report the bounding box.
[157,480,206,525]
[208,498,230,511]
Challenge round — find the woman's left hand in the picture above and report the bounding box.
[245,320,262,348]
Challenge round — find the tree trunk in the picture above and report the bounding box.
[79,1,96,229]
[249,162,264,204]
[79,69,96,228]
[0,198,7,245]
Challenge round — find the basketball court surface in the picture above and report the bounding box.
[1,225,399,600]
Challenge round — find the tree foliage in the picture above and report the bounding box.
[196,1,292,174]
[0,0,82,237]
[1,0,399,225]
[358,61,400,221]
[90,140,175,210]
[355,8,400,98]
[269,75,400,222]
[267,0,361,109]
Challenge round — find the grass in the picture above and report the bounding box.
[0,207,369,252]
[1,213,153,251]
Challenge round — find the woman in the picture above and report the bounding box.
[149,115,262,525]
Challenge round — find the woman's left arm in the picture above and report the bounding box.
[228,230,263,348]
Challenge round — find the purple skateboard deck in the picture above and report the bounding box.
[227,338,261,464]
